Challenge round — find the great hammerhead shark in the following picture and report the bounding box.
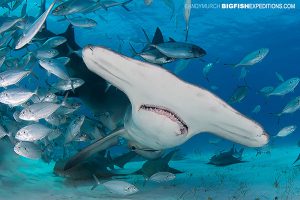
[63,45,269,170]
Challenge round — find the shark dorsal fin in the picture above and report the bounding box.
[60,25,80,51]
[169,37,176,42]
[152,27,164,44]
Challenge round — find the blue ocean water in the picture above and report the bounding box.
[0,0,300,199]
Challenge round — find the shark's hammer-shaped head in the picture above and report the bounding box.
[82,45,269,149]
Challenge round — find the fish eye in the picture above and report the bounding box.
[131,145,136,150]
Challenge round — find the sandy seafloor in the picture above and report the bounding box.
[1,145,300,200]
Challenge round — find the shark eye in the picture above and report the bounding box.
[130,145,136,150]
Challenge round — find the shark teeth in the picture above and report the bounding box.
[139,104,188,135]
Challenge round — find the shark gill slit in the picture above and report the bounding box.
[139,104,188,135]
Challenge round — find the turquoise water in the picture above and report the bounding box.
[0,0,300,199]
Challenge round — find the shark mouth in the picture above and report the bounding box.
[139,104,188,135]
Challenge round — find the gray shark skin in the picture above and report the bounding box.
[208,146,245,166]
[151,41,207,59]
[134,149,182,178]
[63,45,269,171]
[54,150,135,180]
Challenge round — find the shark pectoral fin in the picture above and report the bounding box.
[168,167,183,174]
[113,151,137,169]
[64,127,125,171]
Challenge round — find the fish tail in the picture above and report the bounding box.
[224,63,238,68]
[121,0,133,11]
[185,26,189,42]
[129,43,138,57]
[141,28,151,44]
[205,76,210,83]
[61,91,69,106]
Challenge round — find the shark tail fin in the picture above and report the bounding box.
[121,0,133,11]
[91,174,101,190]
[64,127,124,171]
[292,154,300,165]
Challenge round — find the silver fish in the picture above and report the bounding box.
[15,0,57,49]
[14,141,42,159]
[275,125,297,137]
[102,180,138,195]
[259,86,274,96]
[55,102,81,115]
[19,102,61,121]
[45,114,67,127]
[32,91,58,103]
[228,86,248,104]
[268,77,300,96]
[38,58,70,80]
[66,16,97,28]
[52,0,96,15]
[47,129,62,141]
[51,78,85,91]
[251,105,261,114]
[149,171,176,183]
[227,48,269,68]
[203,62,213,81]
[0,87,37,107]
[34,48,59,59]
[16,123,52,142]
[0,69,31,87]
[0,16,23,34]
[42,36,67,48]
[277,96,300,116]
[65,115,85,144]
